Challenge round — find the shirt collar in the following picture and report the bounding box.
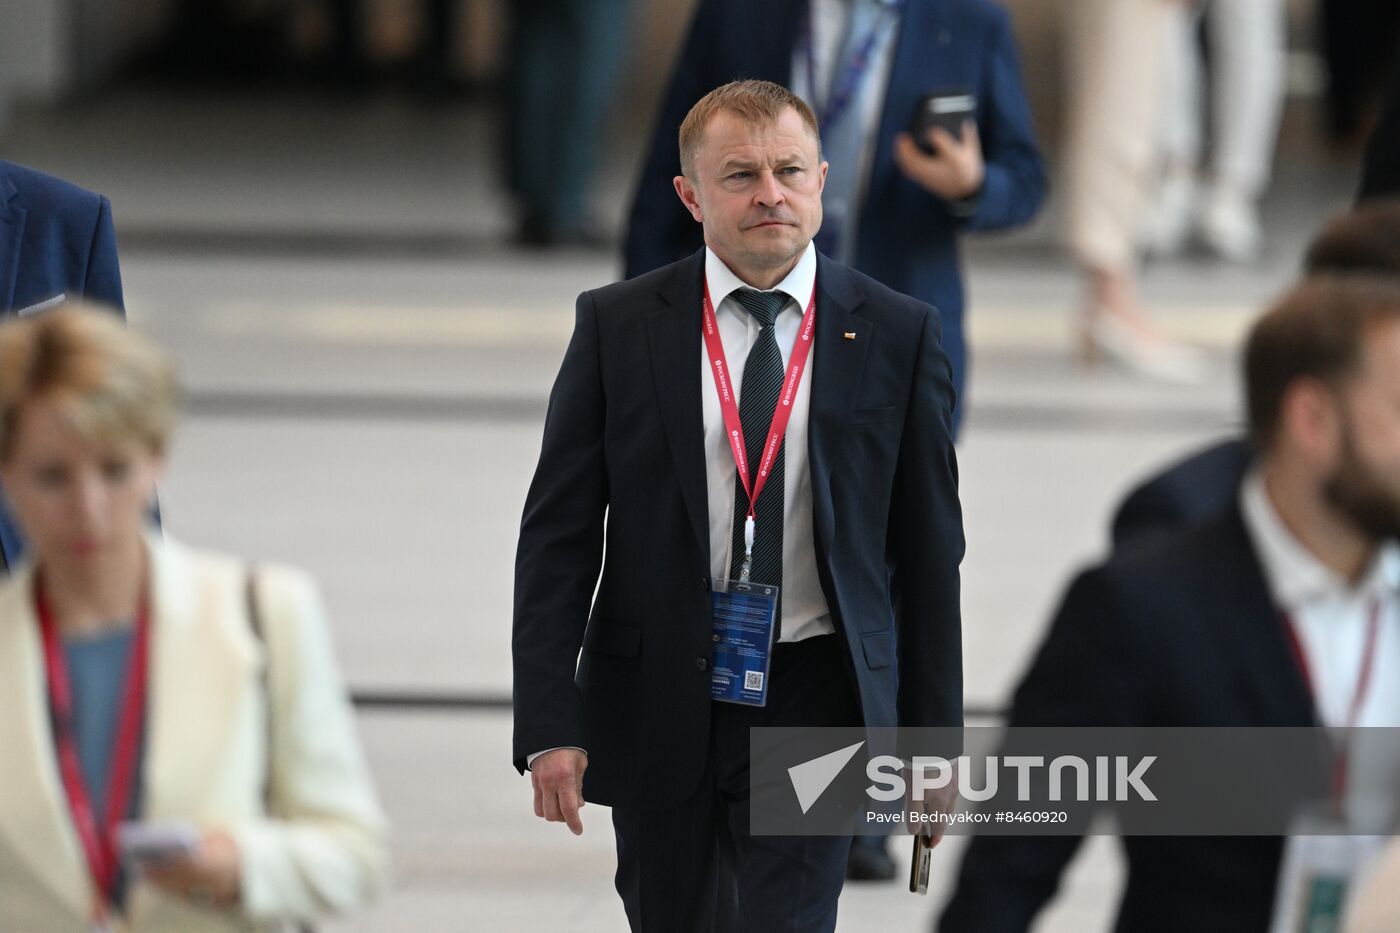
[1240,468,1400,610]
[704,242,818,322]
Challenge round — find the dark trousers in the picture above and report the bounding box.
[610,634,862,933]
[506,0,631,233]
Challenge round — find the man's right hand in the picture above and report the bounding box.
[531,748,589,835]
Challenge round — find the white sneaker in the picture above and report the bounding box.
[1142,172,1197,258]
[1199,187,1263,263]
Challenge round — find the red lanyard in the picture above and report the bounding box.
[36,578,151,919]
[1281,600,1382,811]
[701,280,817,579]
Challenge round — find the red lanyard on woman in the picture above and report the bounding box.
[36,577,151,921]
[1281,599,1382,813]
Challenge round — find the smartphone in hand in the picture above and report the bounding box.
[117,822,200,867]
[909,90,977,154]
[910,832,934,895]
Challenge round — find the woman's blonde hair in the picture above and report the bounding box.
[0,304,180,460]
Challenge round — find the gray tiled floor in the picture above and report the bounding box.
[0,86,1366,930]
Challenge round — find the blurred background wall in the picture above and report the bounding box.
[0,0,1350,142]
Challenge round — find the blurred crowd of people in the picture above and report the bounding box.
[5,0,1400,930]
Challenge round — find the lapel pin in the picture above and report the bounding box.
[843,331,857,341]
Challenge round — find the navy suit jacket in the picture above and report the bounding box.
[622,0,1046,432]
[0,161,125,568]
[940,507,1316,933]
[512,250,965,809]
[1110,437,1253,549]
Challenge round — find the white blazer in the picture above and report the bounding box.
[0,536,388,931]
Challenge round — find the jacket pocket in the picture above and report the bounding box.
[583,621,642,658]
[861,631,893,670]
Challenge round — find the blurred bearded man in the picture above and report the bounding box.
[941,274,1400,933]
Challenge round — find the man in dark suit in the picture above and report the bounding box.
[513,80,964,932]
[623,0,1044,434]
[0,161,124,570]
[1110,200,1400,548]
[1110,436,1251,548]
[939,275,1400,932]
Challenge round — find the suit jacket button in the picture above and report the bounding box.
[695,657,709,672]
[701,577,710,591]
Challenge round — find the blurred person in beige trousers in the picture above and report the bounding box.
[0,305,387,931]
[1065,0,1204,380]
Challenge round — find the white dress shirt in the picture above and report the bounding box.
[1240,470,1400,828]
[791,0,903,264]
[702,243,833,642]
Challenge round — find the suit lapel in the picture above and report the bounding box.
[0,167,24,312]
[875,0,939,140]
[0,566,95,920]
[648,251,712,565]
[141,537,255,821]
[808,255,873,551]
[1209,509,1318,726]
[872,1,940,167]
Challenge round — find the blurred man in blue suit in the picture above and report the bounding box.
[624,0,1046,436]
[0,161,124,570]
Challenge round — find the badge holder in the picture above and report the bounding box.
[709,574,779,707]
[1268,809,1387,933]
[1269,605,1388,933]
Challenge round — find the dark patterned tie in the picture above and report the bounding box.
[728,287,788,636]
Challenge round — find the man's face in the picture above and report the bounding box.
[675,106,827,277]
[1322,323,1400,540]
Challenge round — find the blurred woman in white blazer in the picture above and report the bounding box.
[0,305,387,931]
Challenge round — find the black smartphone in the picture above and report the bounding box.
[910,832,934,895]
[909,90,977,154]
